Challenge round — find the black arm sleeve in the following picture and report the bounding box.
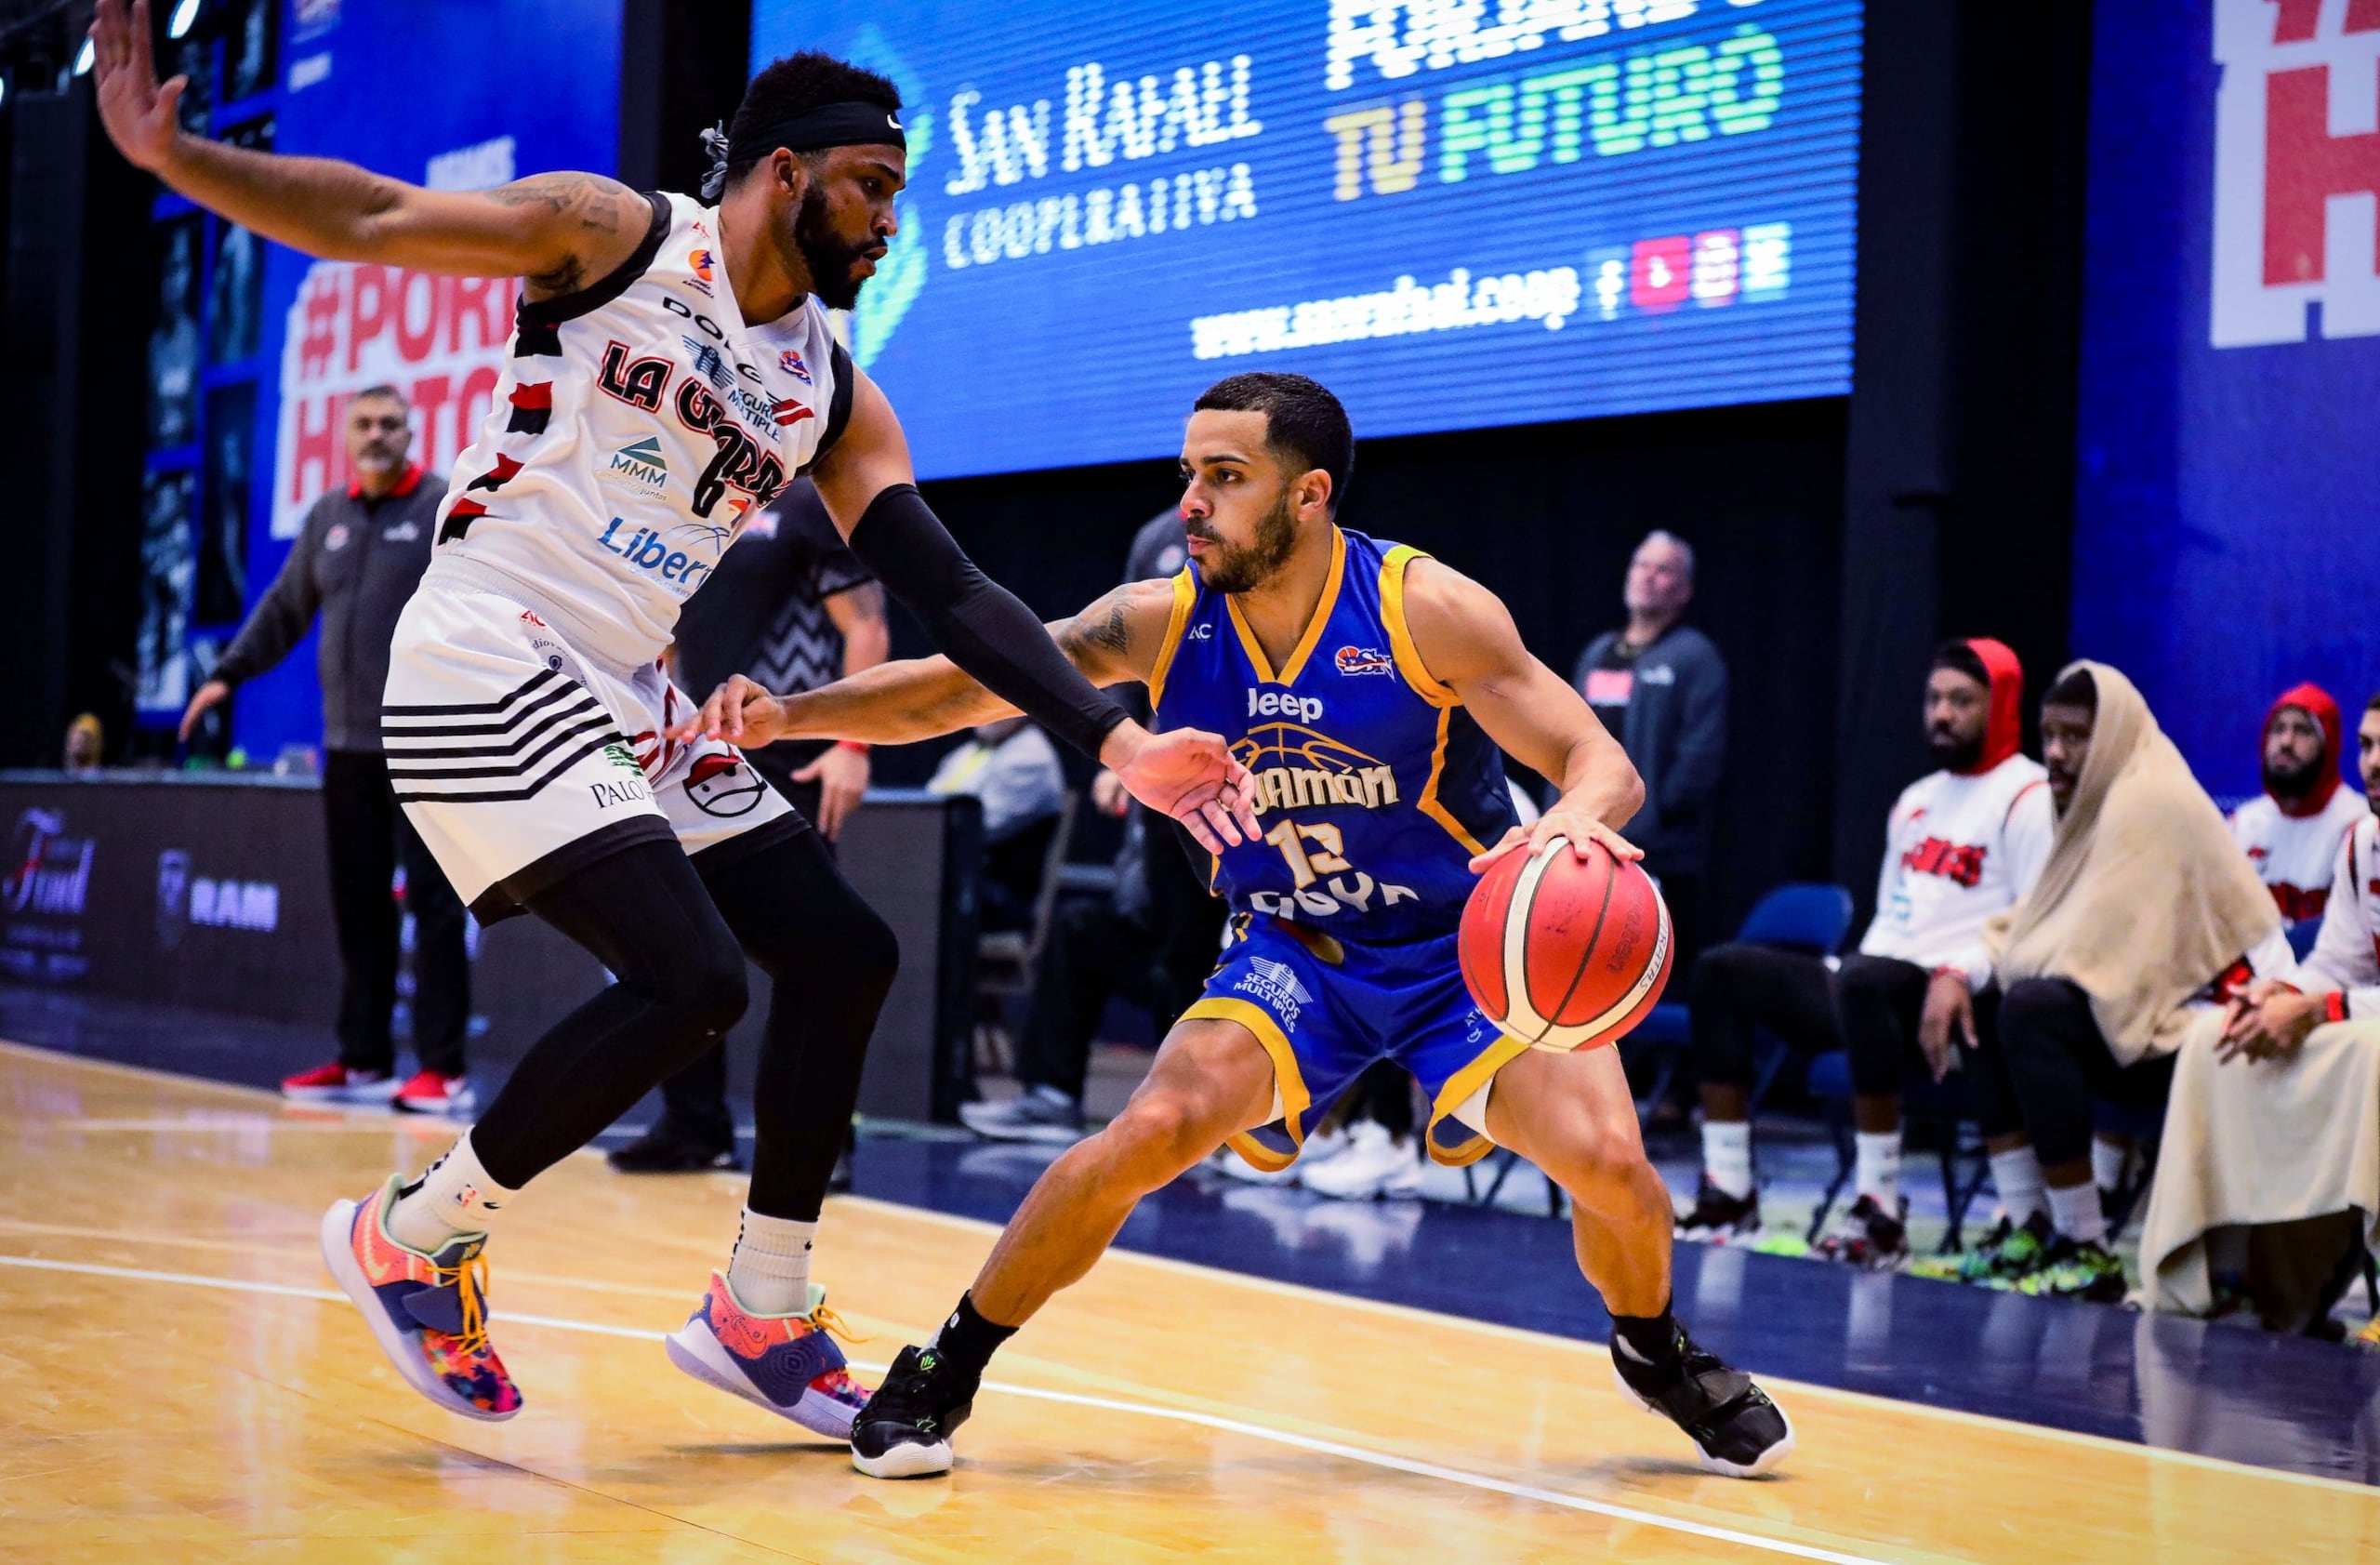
[845,484,1130,760]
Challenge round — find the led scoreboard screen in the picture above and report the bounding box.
[749,0,1861,478]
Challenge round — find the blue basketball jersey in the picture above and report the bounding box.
[1149,525,1518,945]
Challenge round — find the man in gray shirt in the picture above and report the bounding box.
[182,385,472,1113]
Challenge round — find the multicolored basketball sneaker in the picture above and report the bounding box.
[666,1273,872,1439]
[318,1175,522,1421]
[1910,1212,2050,1285]
[2006,1235,2128,1303]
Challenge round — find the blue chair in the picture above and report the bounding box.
[1625,882,1857,1122]
[2287,919,2323,962]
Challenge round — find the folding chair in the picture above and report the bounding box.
[1627,882,1857,1121]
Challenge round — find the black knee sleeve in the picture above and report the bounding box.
[702,829,901,1222]
[671,946,753,1041]
[471,839,753,1190]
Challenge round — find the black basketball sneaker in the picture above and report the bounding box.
[1610,1322,1794,1478]
[1673,1176,1762,1242]
[849,1344,977,1478]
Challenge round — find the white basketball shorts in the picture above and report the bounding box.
[381,579,800,921]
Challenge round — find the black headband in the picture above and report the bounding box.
[700,102,906,198]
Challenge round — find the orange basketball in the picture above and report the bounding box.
[1459,836,1674,1051]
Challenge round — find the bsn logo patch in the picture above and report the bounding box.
[1335,645,1394,676]
[1247,689,1323,723]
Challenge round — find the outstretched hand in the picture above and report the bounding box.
[668,673,784,747]
[1468,802,1641,875]
[89,0,185,172]
[1103,724,1259,855]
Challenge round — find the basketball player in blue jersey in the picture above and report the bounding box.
[682,374,1793,1479]
[90,0,1253,1439]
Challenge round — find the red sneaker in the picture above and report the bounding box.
[394,1070,477,1116]
[282,1061,400,1105]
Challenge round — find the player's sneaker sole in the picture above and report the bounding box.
[317,1198,519,1423]
[664,1317,860,1440]
[850,1434,956,1479]
[1610,1366,1795,1479]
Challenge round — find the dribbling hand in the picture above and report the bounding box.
[1468,808,1641,875]
[89,0,186,172]
[1101,724,1260,855]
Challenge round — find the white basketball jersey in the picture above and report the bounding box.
[2300,816,2380,1018]
[421,191,848,670]
[1858,755,2053,974]
[2228,789,2371,926]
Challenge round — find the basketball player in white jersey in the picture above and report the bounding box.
[90,0,1255,1436]
[2226,683,2369,930]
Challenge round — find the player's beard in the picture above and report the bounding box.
[1192,485,1301,594]
[2264,749,2326,802]
[1926,725,1984,774]
[791,183,877,311]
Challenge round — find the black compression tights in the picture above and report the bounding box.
[469,832,898,1221]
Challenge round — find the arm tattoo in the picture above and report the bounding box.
[1087,602,1132,654]
[489,172,637,295]
[486,171,635,231]
[1060,601,1132,662]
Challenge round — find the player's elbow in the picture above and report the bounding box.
[1606,749,1647,820]
[342,179,418,259]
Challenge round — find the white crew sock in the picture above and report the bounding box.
[2046,1180,2109,1246]
[1701,1121,1753,1200]
[727,1210,817,1317]
[1853,1131,1904,1209]
[2090,1136,2129,1193]
[388,1133,515,1253]
[1989,1146,2049,1228]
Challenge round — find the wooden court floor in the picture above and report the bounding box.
[3,1041,2376,1562]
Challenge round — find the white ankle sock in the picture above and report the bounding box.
[1989,1147,2048,1227]
[2047,1180,2109,1245]
[388,1133,514,1253]
[1854,1131,1903,1208]
[727,1210,816,1317]
[1702,1121,1753,1200]
[2090,1137,2129,1193]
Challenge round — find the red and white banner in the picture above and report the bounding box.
[2211,0,2380,346]
[270,261,519,537]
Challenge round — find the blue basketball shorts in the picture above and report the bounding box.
[1181,914,1533,1174]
